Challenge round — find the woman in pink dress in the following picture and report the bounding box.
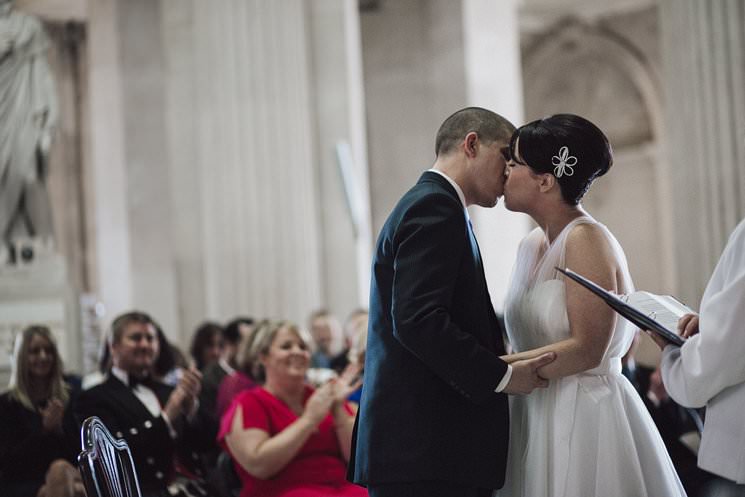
[219,320,366,497]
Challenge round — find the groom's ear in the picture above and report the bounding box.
[463,132,479,158]
[538,173,555,193]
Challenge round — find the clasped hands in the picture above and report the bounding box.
[501,352,556,395]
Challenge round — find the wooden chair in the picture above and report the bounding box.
[78,416,143,497]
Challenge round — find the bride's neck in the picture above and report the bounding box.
[534,204,587,244]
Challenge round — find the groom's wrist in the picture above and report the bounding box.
[494,364,513,393]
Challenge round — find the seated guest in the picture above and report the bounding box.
[202,317,254,420]
[76,311,216,497]
[344,312,368,406]
[153,324,188,386]
[0,325,79,497]
[308,309,343,368]
[189,321,224,372]
[220,320,366,497]
[215,319,263,420]
[330,309,369,373]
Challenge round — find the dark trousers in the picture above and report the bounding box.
[369,481,493,497]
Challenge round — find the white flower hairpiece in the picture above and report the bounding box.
[551,146,577,178]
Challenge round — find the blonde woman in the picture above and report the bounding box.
[219,320,365,497]
[0,326,79,497]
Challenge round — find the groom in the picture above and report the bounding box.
[348,107,556,497]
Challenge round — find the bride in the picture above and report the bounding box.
[496,114,686,497]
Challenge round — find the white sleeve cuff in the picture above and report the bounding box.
[494,364,513,393]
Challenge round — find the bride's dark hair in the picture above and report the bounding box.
[508,114,613,205]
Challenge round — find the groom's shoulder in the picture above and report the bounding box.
[400,175,459,207]
[391,183,460,222]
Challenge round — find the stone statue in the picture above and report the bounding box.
[0,0,58,264]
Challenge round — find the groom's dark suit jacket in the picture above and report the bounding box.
[349,171,510,490]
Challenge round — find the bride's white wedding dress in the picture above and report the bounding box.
[497,216,686,497]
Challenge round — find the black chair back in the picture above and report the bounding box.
[212,450,241,497]
[78,416,143,497]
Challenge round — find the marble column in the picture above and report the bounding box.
[86,0,133,321]
[162,0,367,331]
[307,0,372,315]
[83,0,368,344]
[462,0,530,311]
[660,0,745,306]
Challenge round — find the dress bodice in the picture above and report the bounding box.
[504,216,636,360]
[497,216,687,497]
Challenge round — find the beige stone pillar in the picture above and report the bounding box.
[660,0,745,306]
[463,0,530,311]
[162,0,367,329]
[86,0,133,321]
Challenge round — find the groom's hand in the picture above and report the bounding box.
[502,352,556,395]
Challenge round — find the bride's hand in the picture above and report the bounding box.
[500,351,540,365]
[502,352,556,395]
[500,354,518,365]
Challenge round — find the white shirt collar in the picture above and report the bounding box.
[111,366,130,386]
[428,168,467,210]
[219,357,235,375]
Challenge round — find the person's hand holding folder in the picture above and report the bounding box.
[677,313,699,339]
[648,312,699,349]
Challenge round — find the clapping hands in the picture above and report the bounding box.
[331,362,363,404]
[39,398,65,433]
[164,366,202,421]
[303,363,363,426]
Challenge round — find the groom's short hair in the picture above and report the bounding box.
[435,107,515,157]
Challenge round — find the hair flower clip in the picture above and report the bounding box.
[551,146,577,178]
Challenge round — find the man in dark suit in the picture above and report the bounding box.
[348,107,555,497]
[77,311,215,497]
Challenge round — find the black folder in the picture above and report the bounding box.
[556,267,685,346]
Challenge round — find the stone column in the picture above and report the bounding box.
[162,0,366,329]
[462,0,530,311]
[660,0,745,306]
[86,0,133,320]
[307,0,372,315]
